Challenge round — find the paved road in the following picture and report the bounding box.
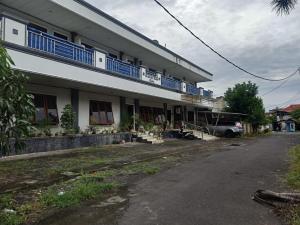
[118,133,300,225]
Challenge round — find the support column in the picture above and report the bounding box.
[120,97,126,123]
[194,108,197,125]
[183,106,187,122]
[163,103,168,119]
[134,99,140,131]
[71,89,79,129]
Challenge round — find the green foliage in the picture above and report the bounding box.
[0,194,14,209]
[60,104,76,133]
[0,44,35,155]
[224,82,266,129]
[287,145,300,188]
[41,180,115,208]
[291,109,300,123]
[119,114,133,131]
[0,212,24,225]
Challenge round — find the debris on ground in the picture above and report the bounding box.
[253,190,300,207]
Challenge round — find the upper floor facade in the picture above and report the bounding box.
[0,0,214,106]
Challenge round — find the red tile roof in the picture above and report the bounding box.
[283,104,300,113]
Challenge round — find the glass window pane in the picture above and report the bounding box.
[107,112,114,124]
[35,107,46,123]
[90,101,99,124]
[34,94,44,108]
[99,111,107,124]
[47,95,57,109]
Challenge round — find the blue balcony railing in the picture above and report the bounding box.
[106,56,140,79]
[187,83,199,96]
[161,76,181,91]
[203,90,212,98]
[27,27,94,65]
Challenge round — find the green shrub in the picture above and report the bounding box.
[60,104,76,134]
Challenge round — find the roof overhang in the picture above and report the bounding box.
[0,0,213,83]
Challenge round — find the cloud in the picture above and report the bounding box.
[85,0,300,110]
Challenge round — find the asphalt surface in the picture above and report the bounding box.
[118,133,300,225]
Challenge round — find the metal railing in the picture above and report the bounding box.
[27,27,94,65]
[187,83,200,96]
[106,56,140,79]
[26,28,211,98]
[161,75,181,91]
[203,90,212,98]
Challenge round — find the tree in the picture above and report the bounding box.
[224,81,266,131]
[291,109,300,123]
[0,44,35,155]
[271,0,298,15]
[60,104,76,133]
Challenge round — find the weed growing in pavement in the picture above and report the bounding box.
[41,177,117,208]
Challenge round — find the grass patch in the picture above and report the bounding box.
[41,178,116,208]
[0,194,24,225]
[287,145,300,189]
[123,163,160,175]
[286,145,300,225]
[0,212,24,225]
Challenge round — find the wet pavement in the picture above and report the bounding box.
[118,133,300,225]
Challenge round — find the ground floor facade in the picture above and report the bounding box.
[27,82,209,133]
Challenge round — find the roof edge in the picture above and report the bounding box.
[73,0,213,77]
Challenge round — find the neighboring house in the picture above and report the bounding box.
[212,96,226,112]
[269,104,300,132]
[0,0,214,132]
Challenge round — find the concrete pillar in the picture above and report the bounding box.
[71,89,79,129]
[134,99,140,118]
[194,108,197,125]
[120,96,126,123]
[163,103,168,119]
[183,106,187,122]
[134,99,140,131]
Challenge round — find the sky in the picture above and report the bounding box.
[85,0,300,110]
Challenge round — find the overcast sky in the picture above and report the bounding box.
[86,0,300,110]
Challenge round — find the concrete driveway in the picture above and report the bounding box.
[118,133,300,225]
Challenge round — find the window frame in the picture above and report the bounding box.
[89,100,114,125]
[32,93,59,125]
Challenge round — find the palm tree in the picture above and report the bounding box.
[271,0,298,15]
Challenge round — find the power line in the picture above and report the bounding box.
[266,90,300,109]
[153,0,300,82]
[261,70,300,96]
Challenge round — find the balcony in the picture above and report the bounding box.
[27,27,94,65]
[106,56,140,79]
[161,76,181,92]
[23,27,210,97]
[187,83,200,96]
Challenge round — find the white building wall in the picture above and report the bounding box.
[78,91,120,130]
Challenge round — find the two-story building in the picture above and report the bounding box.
[0,0,214,132]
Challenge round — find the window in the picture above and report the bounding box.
[28,23,47,33]
[140,107,165,124]
[33,94,59,125]
[54,32,68,41]
[90,101,114,125]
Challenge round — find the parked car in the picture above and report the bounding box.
[204,122,243,137]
